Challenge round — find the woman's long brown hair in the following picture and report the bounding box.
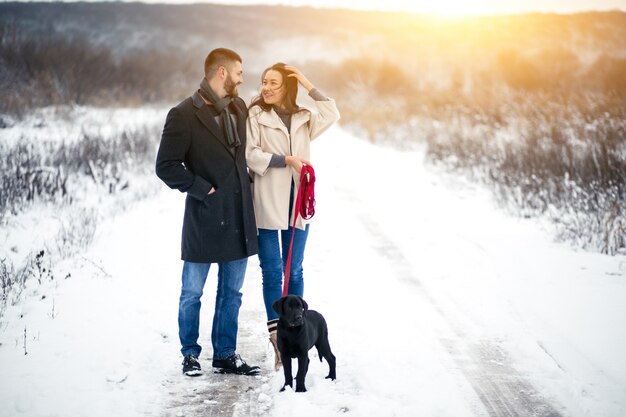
[249,62,300,113]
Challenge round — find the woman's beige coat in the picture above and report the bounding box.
[246,99,340,230]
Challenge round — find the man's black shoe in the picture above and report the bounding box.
[212,353,260,376]
[182,355,203,376]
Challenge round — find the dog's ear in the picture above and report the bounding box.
[272,297,285,315]
[299,296,308,312]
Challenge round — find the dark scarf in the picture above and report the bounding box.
[273,105,293,133]
[198,78,241,148]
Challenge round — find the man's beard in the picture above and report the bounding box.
[225,74,239,97]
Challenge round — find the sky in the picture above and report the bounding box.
[124,0,626,15]
[7,0,626,15]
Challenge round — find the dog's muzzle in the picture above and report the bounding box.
[288,316,304,327]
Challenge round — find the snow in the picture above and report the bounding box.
[0,106,165,146]
[1,122,625,417]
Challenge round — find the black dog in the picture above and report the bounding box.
[272,295,336,392]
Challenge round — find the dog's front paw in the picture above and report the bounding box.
[295,385,307,393]
[325,373,336,381]
[280,383,292,392]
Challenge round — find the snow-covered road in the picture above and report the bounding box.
[1,126,625,417]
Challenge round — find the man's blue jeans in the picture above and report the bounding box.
[178,258,247,360]
[258,225,310,321]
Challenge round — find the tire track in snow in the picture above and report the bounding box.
[355,206,565,417]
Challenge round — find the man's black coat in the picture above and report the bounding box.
[156,91,258,263]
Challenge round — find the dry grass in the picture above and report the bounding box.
[0,125,160,316]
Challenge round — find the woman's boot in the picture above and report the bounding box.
[268,319,282,371]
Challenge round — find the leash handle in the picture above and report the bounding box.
[282,165,315,297]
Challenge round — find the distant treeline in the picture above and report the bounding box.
[1,3,626,115]
[0,31,197,116]
[2,30,625,116]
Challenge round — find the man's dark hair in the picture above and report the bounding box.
[204,48,242,78]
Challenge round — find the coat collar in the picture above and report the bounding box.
[192,91,222,141]
[192,91,245,158]
[191,90,206,109]
[257,107,311,136]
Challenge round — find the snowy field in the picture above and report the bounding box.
[0,106,166,146]
[1,124,625,417]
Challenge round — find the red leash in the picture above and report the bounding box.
[282,165,316,297]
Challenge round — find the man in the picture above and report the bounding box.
[156,48,260,376]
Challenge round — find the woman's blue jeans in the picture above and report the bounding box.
[258,225,310,321]
[178,258,247,360]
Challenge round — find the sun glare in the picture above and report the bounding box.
[406,0,495,17]
[365,0,505,17]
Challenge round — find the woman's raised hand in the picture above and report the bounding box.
[284,65,314,92]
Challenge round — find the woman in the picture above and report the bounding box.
[246,63,340,370]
